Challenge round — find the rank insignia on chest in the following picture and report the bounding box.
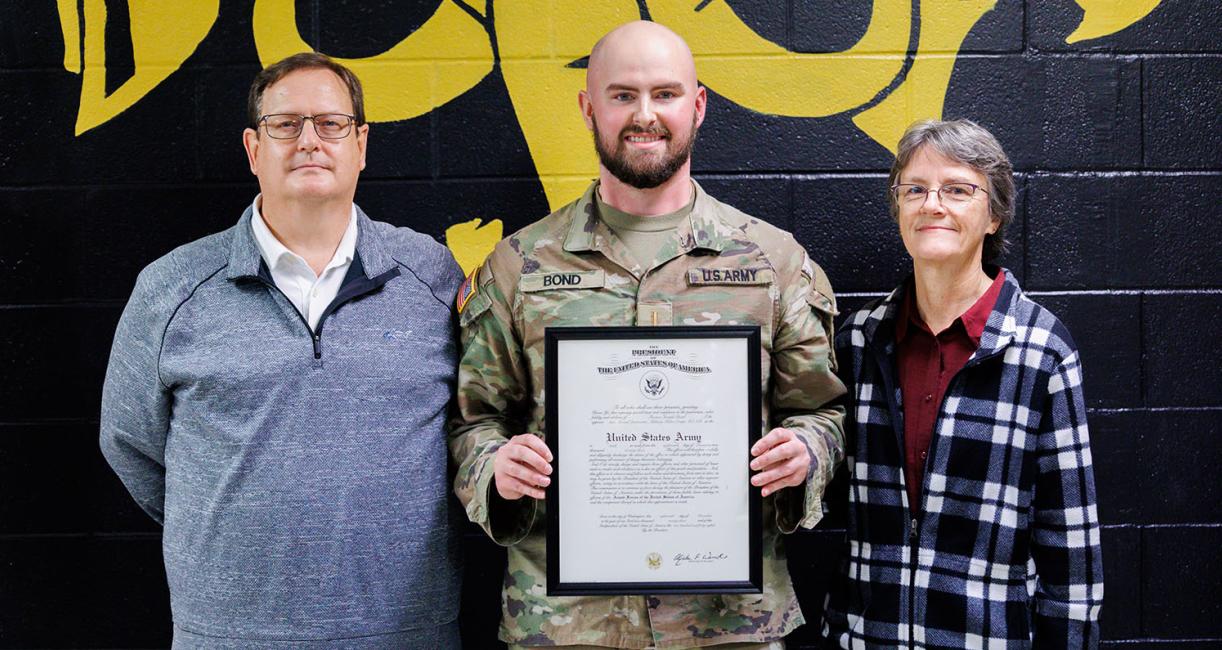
[687,267,774,285]
[456,267,479,313]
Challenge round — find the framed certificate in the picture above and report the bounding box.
[544,326,763,596]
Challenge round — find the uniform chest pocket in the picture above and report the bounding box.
[517,269,632,329]
[676,266,775,333]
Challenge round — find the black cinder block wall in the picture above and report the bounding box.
[1,1,1218,647]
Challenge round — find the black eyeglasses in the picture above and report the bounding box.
[891,183,989,204]
[258,113,357,140]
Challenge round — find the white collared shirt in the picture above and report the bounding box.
[250,196,358,331]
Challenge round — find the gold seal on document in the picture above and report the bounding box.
[647,552,662,569]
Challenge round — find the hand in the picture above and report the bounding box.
[749,427,810,497]
[493,434,553,500]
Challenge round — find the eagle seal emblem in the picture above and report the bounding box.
[639,371,668,400]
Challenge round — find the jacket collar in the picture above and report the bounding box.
[894,270,1005,345]
[226,203,396,282]
[863,267,1021,360]
[561,180,735,255]
[975,269,1020,357]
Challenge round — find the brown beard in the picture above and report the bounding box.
[592,113,699,189]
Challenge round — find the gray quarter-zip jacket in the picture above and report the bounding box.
[101,205,464,648]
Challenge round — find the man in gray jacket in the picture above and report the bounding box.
[100,53,464,648]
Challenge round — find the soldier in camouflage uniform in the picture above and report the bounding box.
[450,21,846,649]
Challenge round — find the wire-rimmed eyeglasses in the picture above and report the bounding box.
[891,183,989,204]
[258,113,357,140]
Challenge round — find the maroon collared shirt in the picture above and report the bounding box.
[896,269,1005,513]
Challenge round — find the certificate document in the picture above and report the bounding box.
[545,326,762,595]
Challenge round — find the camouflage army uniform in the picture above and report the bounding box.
[451,182,846,648]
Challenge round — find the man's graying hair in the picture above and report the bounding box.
[888,119,1015,264]
[247,52,365,130]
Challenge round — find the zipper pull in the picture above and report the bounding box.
[910,517,918,540]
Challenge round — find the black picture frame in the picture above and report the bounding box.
[544,325,763,596]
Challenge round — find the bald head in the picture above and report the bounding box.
[579,20,706,194]
[587,21,698,92]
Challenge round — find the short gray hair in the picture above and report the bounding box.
[888,119,1015,264]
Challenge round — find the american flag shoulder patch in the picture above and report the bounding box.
[456,267,479,313]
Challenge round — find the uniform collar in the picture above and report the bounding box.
[562,180,735,255]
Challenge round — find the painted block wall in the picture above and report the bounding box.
[1,1,1219,647]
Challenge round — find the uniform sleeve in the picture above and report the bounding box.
[99,266,173,525]
[1031,350,1104,648]
[448,254,538,545]
[771,253,848,532]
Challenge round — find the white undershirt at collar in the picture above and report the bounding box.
[250,195,358,331]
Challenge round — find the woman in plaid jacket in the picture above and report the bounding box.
[822,120,1103,648]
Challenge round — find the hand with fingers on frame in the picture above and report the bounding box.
[749,427,812,497]
[493,433,553,500]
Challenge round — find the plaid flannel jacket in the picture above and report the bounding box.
[823,270,1103,649]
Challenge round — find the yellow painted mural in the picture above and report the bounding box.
[61,0,220,134]
[55,0,1163,274]
[1067,0,1163,44]
[252,0,494,123]
[445,218,504,277]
